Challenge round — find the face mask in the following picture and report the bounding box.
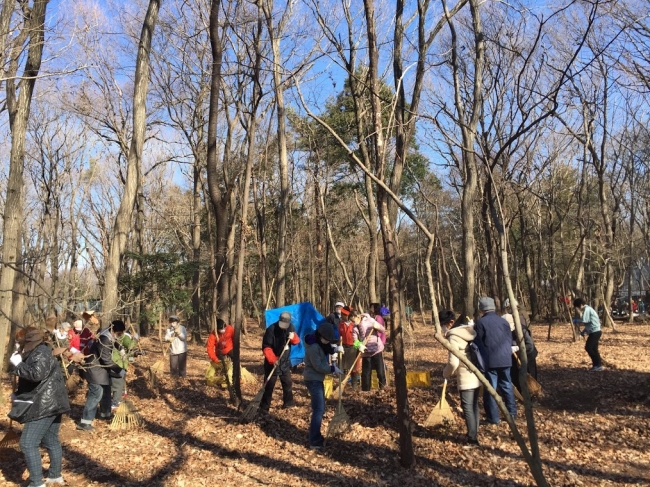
[278,321,290,330]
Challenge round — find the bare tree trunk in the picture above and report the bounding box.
[103,0,160,322]
[444,0,483,318]
[0,0,49,371]
[206,0,231,320]
[191,163,202,342]
[262,0,291,307]
[233,5,263,401]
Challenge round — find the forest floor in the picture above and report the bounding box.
[0,317,649,486]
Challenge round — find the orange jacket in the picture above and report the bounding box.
[207,325,234,363]
[339,320,356,346]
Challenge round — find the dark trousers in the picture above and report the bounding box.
[260,365,293,411]
[170,352,187,377]
[585,331,602,367]
[361,353,386,391]
[460,388,480,441]
[81,382,111,424]
[21,414,63,486]
[305,380,325,447]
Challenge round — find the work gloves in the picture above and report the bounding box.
[288,332,295,340]
[373,322,382,330]
[580,330,588,337]
[9,352,22,367]
[334,345,344,354]
[332,366,343,376]
[511,346,519,353]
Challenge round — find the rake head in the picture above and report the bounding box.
[110,400,142,431]
[326,405,350,438]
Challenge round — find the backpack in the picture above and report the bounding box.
[466,341,486,374]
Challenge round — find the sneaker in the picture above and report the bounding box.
[589,366,604,372]
[76,423,94,431]
[464,438,480,448]
[309,444,323,451]
[99,413,114,421]
[45,477,65,485]
[282,401,296,409]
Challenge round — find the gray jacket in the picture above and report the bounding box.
[303,335,333,382]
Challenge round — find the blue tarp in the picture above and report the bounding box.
[264,302,326,366]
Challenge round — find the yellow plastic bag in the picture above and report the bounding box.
[205,360,233,388]
[405,370,431,388]
[324,376,334,399]
[371,367,392,389]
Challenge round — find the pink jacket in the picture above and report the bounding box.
[352,314,385,357]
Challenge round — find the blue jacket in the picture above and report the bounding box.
[475,312,513,369]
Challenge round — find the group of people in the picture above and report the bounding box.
[6,295,603,484]
[440,297,528,446]
[7,310,143,486]
[441,295,603,446]
[251,302,387,449]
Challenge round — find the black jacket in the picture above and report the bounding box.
[84,329,123,385]
[12,343,70,423]
[262,323,296,375]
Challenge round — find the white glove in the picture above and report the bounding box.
[335,345,344,354]
[283,344,290,351]
[70,347,80,354]
[512,345,519,353]
[373,323,382,330]
[119,349,127,359]
[330,353,338,364]
[133,333,139,340]
[332,366,343,376]
[288,332,295,340]
[10,352,22,367]
[358,344,367,353]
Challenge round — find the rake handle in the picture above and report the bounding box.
[439,379,448,409]
[261,336,292,387]
[338,329,375,389]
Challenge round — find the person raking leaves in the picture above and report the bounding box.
[303,321,344,450]
[573,298,603,371]
[9,327,70,486]
[440,311,481,446]
[206,318,238,405]
[164,315,188,377]
[260,312,300,412]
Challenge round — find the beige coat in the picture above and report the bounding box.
[443,323,480,391]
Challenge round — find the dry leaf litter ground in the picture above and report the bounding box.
[0,318,649,486]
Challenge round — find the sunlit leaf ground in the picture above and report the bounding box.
[1,318,648,486]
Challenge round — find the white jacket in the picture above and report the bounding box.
[443,323,479,391]
[164,324,187,355]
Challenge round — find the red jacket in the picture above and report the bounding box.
[68,331,81,352]
[339,320,356,346]
[207,325,234,363]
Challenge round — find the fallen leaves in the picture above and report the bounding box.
[0,321,648,486]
